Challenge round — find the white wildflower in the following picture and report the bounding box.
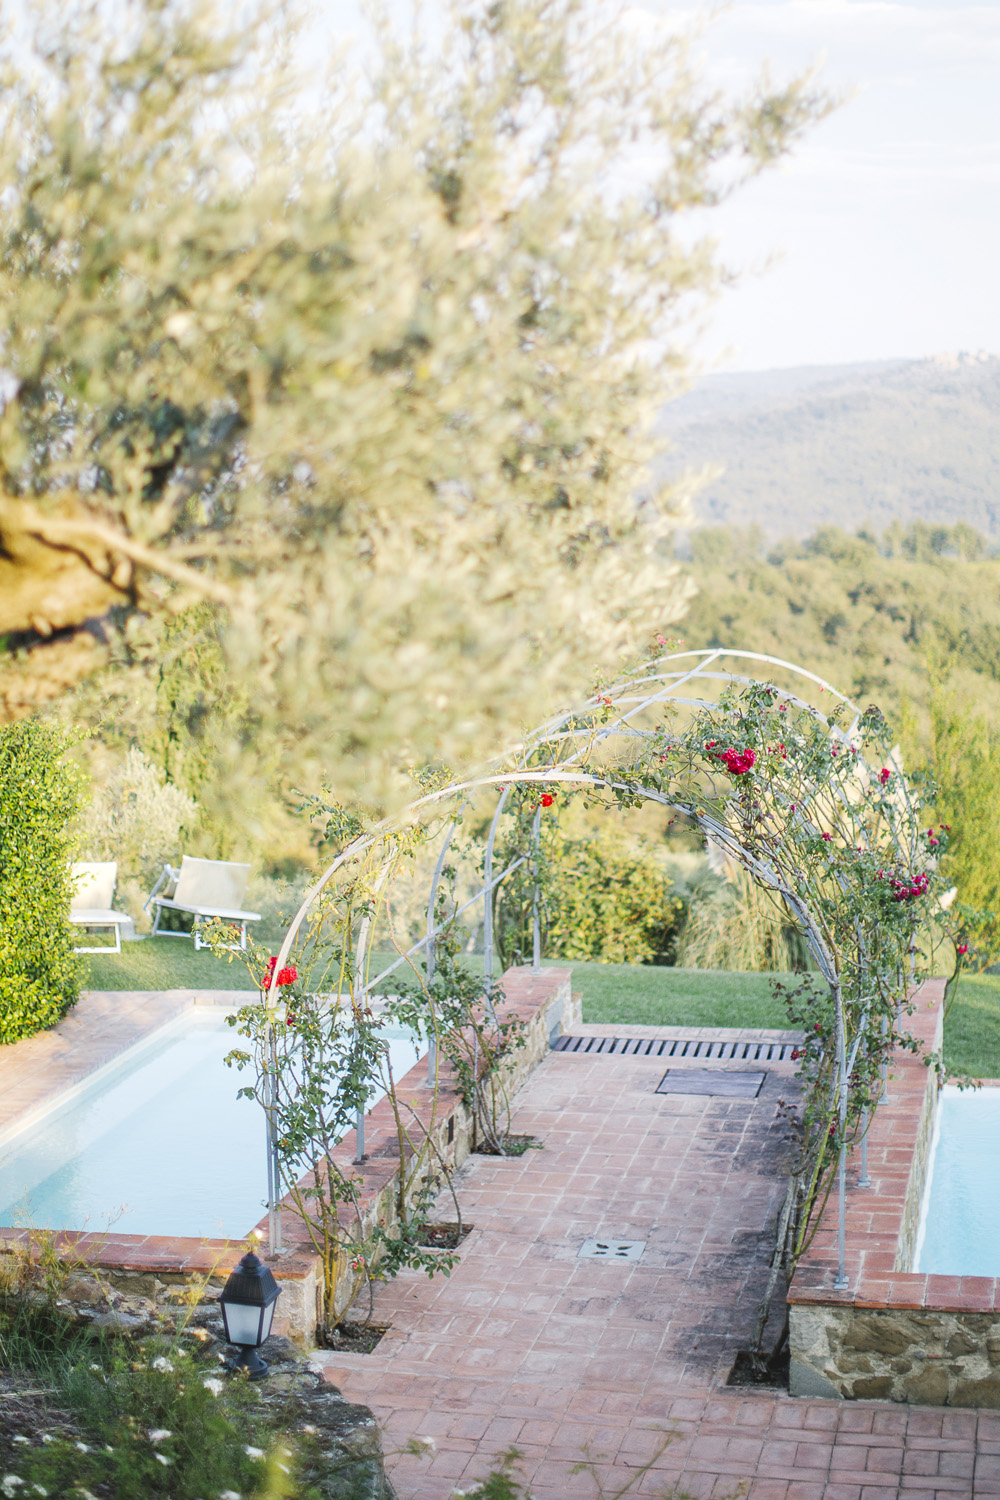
[148,1430,172,1444]
[243,1447,264,1461]
[151,1356,174,1373]
[413,1436,437,1456]
[155,1455,172,1468]
[219,1491,242,1499]
[74,1444,88,1454]
[32,1488,47,1497]
[39,1437,53,1446]
[202,1377,225,1396]
[301,1425,318,1435]
[88,1364,101,1372]
[1,1478,25,1498]
[11,1439,27,1447]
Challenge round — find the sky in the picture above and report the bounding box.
[660,0,1000,372]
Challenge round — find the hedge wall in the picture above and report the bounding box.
[0,720,84,1043]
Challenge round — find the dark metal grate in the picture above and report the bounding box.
[655,1068,765,1098]
[551,1034,799,1063]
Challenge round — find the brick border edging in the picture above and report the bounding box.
[0,967,575,1346]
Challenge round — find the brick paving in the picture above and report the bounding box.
[314,1035,991,1499]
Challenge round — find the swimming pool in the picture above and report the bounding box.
[915,1084,1000,1277]
[0,1008,423,1240]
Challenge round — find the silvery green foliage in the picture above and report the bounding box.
[76,747,196,886]
[0,0,828,806]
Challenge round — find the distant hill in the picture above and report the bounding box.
[656,353,1000,538]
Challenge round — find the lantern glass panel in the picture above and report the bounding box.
[258,1297,277,1344]
[222,1301,264,1347]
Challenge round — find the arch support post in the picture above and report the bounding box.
[833,980,849,1291]
[531,805,542,971]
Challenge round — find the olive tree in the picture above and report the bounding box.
[0,0,828,808]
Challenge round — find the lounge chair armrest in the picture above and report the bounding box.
[144,863,180,913]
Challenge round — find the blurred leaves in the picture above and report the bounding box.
[0,0,828,809]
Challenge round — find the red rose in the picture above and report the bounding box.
[957,943,969,957]
[822,832,832,842]
[878,768,891,785]
[277,966,298,987]
[540,794,554,807]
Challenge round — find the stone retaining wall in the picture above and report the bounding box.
[791,1302,1000,1407]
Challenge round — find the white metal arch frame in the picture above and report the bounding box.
[262,650,913,1276]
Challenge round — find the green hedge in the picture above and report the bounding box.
[0,720,84,1043]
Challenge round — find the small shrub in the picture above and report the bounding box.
[0,719,84,1043]
[496,822,686,968]
[77,746,196,886]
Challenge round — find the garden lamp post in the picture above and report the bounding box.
[219,1252,281,1379]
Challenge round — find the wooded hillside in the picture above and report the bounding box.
[684,522,1000,736]
[658,354,1000,538]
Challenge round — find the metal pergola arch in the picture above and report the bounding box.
[262,649,910,1280]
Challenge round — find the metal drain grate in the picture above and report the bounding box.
[655,1068,765,1098]
[578,1238,646,1261]
[552,1034,799,1063]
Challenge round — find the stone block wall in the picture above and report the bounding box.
[791,1303,1000,1407]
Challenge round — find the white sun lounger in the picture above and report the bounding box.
[145,856,261,950]
[70,862,132,953]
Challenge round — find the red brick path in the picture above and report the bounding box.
[314,1036,997,1498]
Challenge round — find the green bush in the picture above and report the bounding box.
[495,816,686,967]
[0,719,84,1043]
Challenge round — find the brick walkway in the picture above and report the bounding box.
[315,1035,995,1499]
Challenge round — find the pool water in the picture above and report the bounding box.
[915,1085,1000,1277]
[0,1009,423,1240]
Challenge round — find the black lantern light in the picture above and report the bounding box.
[218,1252,281,1379]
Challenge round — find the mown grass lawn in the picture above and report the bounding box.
[83,945,1000,1076]
[84,936,260,991]
[564,962,795,1030]
[940,973,1000,1080]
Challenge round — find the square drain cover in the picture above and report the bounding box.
[655,1068,765,1098]
[578,1238,646,1261]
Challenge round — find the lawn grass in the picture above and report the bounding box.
[83,941,456,993]
[565,962,796,1030]
[84,936,260,991]
[942,973,1000,1080]
[83,944,1000,1077]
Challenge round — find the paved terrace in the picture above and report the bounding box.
[316,1027,1000,1500]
